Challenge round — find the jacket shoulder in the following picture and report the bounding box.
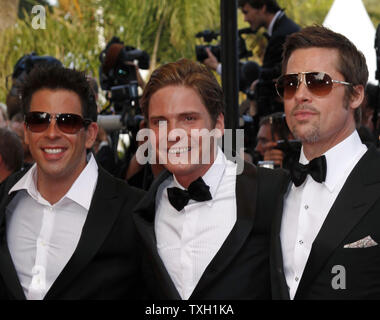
[97,166,146,200]
[275,14,300,36]
[0,169,29,197]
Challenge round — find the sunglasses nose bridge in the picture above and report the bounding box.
[45,114,61,135]
[292,73,312,100]
[297,73,307,89]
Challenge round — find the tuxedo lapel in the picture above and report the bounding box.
[133,170,181,300]
[271,172,291,299]
[190,162,258,298]
[0,190,26,300]
[295,147,380,298]
[44,168,123,299]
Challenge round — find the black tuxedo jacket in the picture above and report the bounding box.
[133,161,287,299]
[261,13,300,79]
[271,146,380,299]
[0,166,146,300]
[258,13,300,114]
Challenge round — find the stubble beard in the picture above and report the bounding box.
[292,121,320,144]
[290,104,321,144]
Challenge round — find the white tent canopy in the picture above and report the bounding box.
[323,0,377,84]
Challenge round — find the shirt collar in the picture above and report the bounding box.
[172,147,226,206]
[9,153,98,210]
[64,153,98,210]
[299,130,367,192]
[9,163,39,199]
[267,10,283,36]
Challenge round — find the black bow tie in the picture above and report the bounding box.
[167,177,212,212]
[290,155,327,187]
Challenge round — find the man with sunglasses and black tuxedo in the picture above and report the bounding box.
[0,66,145,300]
[270,25,380,299]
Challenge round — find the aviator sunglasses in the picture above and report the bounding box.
[25,112,92,134]
[275,72,353,100]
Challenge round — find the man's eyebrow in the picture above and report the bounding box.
[149,115,167,120]
[179,112,202,117]
[149,111,202,119]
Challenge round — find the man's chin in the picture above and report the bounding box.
[165,162,205,178]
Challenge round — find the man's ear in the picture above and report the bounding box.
[214,113,225,138]
[85,122,99,149]
[350,85,365,110]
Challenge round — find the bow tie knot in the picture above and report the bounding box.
[290,155,327,187]
[167,177,212,211]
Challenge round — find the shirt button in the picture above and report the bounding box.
[295,277,299,282]
[299,240,304,245]
[304,205,309,210]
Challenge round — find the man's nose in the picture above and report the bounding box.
[45,118,60,138]
[255,141,263,155]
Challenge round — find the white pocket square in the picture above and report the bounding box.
[343,236,378,248]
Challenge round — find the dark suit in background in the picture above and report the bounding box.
[134,162,287,300]
[0,167,146,300]
[257,12,300,116]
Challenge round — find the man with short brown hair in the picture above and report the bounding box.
[134,58,286,300]
[271,26,380,299]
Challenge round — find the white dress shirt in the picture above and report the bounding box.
[280,130,367,299]
[6,153,98,300]
[155,148,237,299]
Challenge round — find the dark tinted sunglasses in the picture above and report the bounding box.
[25,112,92,134]
[275,72,353,99]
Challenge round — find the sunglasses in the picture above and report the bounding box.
[25,112,92,134]
[275,72,353,99]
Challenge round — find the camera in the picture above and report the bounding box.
[195,28,260,97]
[239,60,260,97]
[98,37,150,170]
[274,139,301,154]
[195,28,253,63]
[99,36,149,113]
[195,30,221,62]
[8,52,62,97]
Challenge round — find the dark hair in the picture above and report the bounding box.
[141,58,224,125]
[282,25,368,123]
[259,112,291,140]
[0,105,7,121]
[20,66,98,122]
[282,25,368,93]
[0,128,23,172]
[238,0,281,13]
[364,83,378,110]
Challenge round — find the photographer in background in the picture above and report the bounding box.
[6,53,62,120]
[98,37,149,180]
[239,0,300,116]
[357,83,378,146]
[254,112,298,169]
[0,103,8,128]
[0,128,23,184]
[9,112,34,170]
